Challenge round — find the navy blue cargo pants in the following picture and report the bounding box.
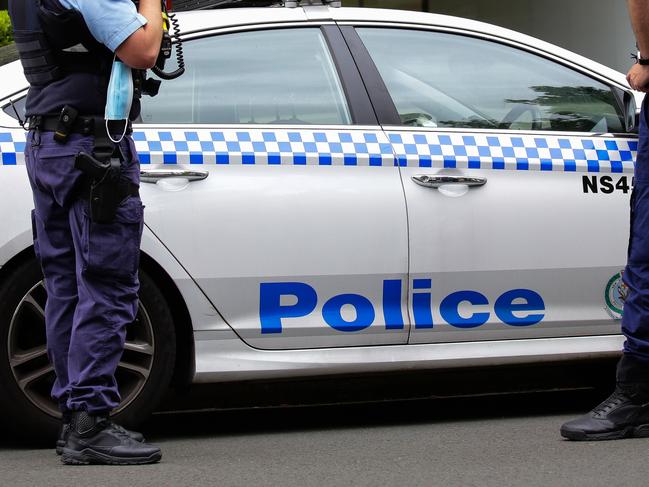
[25,129,144,415]
[621,96,649,381]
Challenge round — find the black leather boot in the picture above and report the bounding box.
[56,413,145,455]
[561,355,649,441]
[61,411,161,465]
[560,383,649,440]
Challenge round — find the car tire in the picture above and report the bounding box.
[0,257,176,442]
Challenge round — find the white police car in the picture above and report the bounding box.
[0,2,642,437]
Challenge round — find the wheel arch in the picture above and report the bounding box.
[0,246,36,289]
[0,245,195,390]
[139,251,195,389]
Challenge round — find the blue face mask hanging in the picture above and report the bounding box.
[105,57,134,143]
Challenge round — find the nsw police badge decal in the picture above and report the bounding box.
[605,271,628,320]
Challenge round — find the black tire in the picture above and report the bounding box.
[0,257,176,442]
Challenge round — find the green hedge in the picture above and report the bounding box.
[0,11,13,48]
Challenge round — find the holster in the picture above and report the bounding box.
[74,118,125,224]
[76,154,121,224]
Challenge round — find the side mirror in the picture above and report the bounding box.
[623,91,638,134]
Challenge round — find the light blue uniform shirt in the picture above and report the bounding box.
[58,0,148,52]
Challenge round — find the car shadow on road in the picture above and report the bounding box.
[141,359,616,442]
[0,359,617,449]
[141,387,604,444]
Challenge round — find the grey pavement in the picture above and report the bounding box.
[1,389,648,487]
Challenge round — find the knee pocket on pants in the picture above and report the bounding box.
[82,197,144,279]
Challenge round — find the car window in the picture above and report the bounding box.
[356,28,624,133]
[2,96,26,122]
[140,28,351,125]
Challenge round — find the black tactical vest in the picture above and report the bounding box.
[9,0,116,117]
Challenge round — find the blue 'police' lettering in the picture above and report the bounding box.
[494,289,545,326]
[382,280,405,330]
[440,290,491,328]
[259,282,317,334]
[259,280,546,333]
[322,294,375,332]
[413,279,433,329]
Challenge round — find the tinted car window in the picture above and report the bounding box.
[2,96,26,122]
[357,28,624,133]
[140,28,351,125]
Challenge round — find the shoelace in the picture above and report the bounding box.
[592,391,630,416]
[97,419,133,441]
[110,421,132,440]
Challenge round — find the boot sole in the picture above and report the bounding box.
[561,423,649,441]
[61,448,161,466]
[57,437,145,456]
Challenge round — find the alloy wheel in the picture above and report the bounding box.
[7,281,155,418]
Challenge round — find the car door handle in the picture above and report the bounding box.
[412,175,487,188]
[140,170,209,184]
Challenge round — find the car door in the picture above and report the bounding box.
[350,26,637,344]
[137,25,410,350]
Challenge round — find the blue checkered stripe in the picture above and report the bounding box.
[0,130,27,165]
[133,129,395,166]
[389,132,638,173]
[1,128,639,172]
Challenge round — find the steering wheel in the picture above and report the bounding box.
[498,104,543,130]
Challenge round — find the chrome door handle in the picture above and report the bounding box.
[140,170,209,184]
[412,175,487,188]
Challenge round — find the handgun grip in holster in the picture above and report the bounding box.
[75,152,121,224]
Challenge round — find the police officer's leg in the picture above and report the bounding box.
[620,178,649,379]
[561,97,649,440]
[62,137,160,465]
[66,195,143,413]
[25,131,98,454]
[32,200,78,413]
[25,131,86,418]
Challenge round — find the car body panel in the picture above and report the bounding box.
[388,128,635,343]
[138,126,410,349]
[0,131,33,272]
[193,329,623,383]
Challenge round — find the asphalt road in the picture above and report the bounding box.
[1,384,648,487]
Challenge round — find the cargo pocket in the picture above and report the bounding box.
[82,196,144,279]
[33,142,90,207]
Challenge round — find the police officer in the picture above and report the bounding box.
[8,0,163,464]
[561,0,649,441]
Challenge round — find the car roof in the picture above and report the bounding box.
[0,6,633,107]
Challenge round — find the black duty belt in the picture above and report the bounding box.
[28,115,132,137]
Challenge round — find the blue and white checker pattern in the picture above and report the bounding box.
[132,129,394,166]
[388,132,638,174]
[0,130,26,165]
[0,128,639,173]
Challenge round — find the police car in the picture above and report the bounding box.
[0,2,642,437]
